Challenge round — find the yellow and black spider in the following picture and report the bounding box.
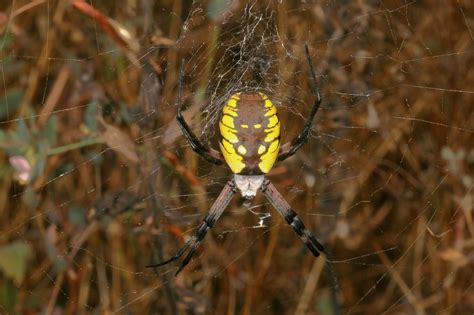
[148,44,324,276]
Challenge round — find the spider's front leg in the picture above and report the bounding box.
[277,44,322,162]
[147,180,236,276]
[176,60,224,165]
[260,179,325,256]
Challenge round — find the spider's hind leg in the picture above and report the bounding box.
[147,180,236,276]
[260,179,325,256]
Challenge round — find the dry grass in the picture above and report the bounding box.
[0,1,473,314]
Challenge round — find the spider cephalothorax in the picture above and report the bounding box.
[147,44,325,276]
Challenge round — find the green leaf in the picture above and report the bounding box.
[0,89,23,120]
[0,281,17,313]
[317,291,335,315]
[15,119,31,144]
[0,241,31,283]
[0,130,8,149]
[42,115,58,146]
[68,206,87,227]
[207,0,230,21]
[0,29,13,50]
[84,101,99,132]
[119,102,131,123]
[22,186,39,209]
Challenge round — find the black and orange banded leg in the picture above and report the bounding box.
[260,179,325,256]
[277,44,322,162]
[176,60,224,165]
[147,180,236,276]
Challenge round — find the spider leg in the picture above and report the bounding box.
[147,180,236,276]
[176,60,224,165]
[260,179,325,256]
[277,44,322,162]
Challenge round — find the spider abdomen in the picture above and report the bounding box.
[219,92,280,175]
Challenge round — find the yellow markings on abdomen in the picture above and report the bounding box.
[227,94,240,107]
[259,139,280,173]
[267,115,278,128]
[264,104,277,117]
[237,145,247,155]
[258,96,280,173]
[221,114,235,128]
[219,140,245,173]
[219,93,245,173]
[264,122,280,142]
[219,122,239,143]
[219,92,281,174]
[223,106,238,117]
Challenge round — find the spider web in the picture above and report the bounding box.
[1,0,473,314]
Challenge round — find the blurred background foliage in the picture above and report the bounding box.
[0,0,473,314]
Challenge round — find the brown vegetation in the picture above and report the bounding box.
[0,1,473,314]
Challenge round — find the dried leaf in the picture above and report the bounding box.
[72,0,140,65]
[366,102,380,129]
[454,193,472,213]
[44,225,66,271]
[441,146,465,173]
[98,116,139,163]
[439,248,467,266]
[106,18,140,53]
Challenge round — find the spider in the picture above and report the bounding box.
[147,44,324,276]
